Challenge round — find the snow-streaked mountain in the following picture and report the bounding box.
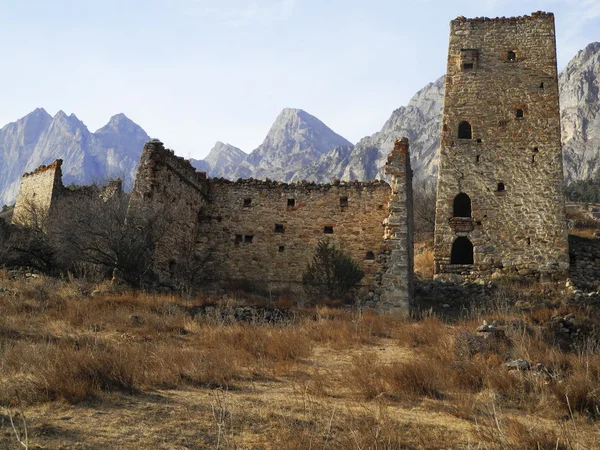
[0,109,149,206]
[191,142,246,178]
[233,108,353,182]
[560,42,600,183]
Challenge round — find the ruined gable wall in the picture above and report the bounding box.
[379,138,414,314]
[434,12,569,279]
[199,178,390,290]
[130,140,209,284]
[11,160,64,227]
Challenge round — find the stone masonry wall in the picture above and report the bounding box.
[378,138,414,314]
[199,177,390,292]
[12,160,64,228]
[129,140,209,285]
[434,12,569,280]
[568,235,600,290]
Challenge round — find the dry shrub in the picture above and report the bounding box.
[396,316,447,348]
[445,393,481,421]
[387,358,448,400]
[477,410,570,450]
[550,360,600,419]
[414,247,434,279]
[348,353,386,400]
[349,352,449,401]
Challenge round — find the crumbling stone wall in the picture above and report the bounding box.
[128,138,414,312]
[569,235,600,290]
[129,139,209,285]
[199,177,390,291]
[434,12,569,281]
[12,160,64,228]
[378,138,414,314]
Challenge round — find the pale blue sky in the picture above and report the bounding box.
[1,0,599,159]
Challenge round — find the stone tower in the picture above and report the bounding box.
[433,12,569,280]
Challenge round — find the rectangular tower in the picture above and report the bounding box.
[434,12,569,280]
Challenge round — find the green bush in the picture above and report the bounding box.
[302,239,364,302]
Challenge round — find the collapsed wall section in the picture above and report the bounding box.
[379,138,414,314]
[199,177,390,291]
[12,159,64,228]
[129,139,209,284]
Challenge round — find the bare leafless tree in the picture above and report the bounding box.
[413,178,437,241]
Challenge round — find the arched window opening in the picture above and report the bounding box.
[516,109,524,118]
[533,147,539,153]
[458,121,472,139]
[168,260,177,277]
[497,182,505,192]
[451,237,474,264]
[507,50,516,61]
[453,193,471,218]
[365,251,375,261]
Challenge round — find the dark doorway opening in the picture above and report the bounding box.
[458,121,472,139]
[453,193,472,217]
[451,237,474,264]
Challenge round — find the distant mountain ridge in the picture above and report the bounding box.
[1,42,599,207]
[0,109,149,206]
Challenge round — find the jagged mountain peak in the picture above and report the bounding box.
[0,108,150,206]
[205,142,245,166]
[96,113,145,135]
[233,108,353,182]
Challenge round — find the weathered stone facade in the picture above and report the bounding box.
[129,139,209,285]
[129,138,414,312]
[12,159,124,229]
[568,235,600,290]
[434,12,569,280]
[12,160,64,228]
[379,138,414,314]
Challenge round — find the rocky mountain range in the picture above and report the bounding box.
[233,108,353,182]
[190,142,246,178]
[0,109,149,206]
[1,42,599,206]
[560,42,600,183]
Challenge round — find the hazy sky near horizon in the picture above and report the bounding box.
[1,0,599,159]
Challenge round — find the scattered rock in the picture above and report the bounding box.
[505,359,531,371]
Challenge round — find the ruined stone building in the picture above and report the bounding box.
[130,138,414,314]
[434,12,569,280]
[11,159,122,229]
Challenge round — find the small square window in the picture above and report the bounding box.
[340,196,348,207]
[463,63,474,70]
[516,109,524,118]
[287,198,295,207]
[377,204,384,210]
[244,235,253,243]
[275,224,285,233]
[507,50,516,61]
[243,198,251,207]
[323,226,334,234]
[278,246,285,253]
[235,234,243,242]
[497,182,505,192]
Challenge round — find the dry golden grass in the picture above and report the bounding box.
[0,276,599,449]
[414,242,435,279]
